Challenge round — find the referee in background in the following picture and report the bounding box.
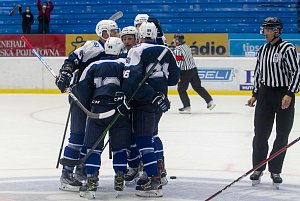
[173,34,215,114]
[247,17,300,187]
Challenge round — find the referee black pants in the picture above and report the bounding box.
[177,68,212,107]
[252,85,295,174]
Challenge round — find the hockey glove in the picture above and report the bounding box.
[114,92,131,116]
[152,92,170,113]
[55,68,73,93]
[148,17,163,37]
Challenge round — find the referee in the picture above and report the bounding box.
[247,17,300,186]
[173,34,215,114]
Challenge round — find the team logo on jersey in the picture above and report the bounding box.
[93,41,100,47]
[273,53,279,63]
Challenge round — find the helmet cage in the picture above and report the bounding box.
[260,17,283,35]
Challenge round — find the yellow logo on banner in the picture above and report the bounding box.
[165,34,228,57]
[66,34,98,55]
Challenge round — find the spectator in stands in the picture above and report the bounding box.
[173,34,216,114]
[18,5,34,34]
[36,0,54,34]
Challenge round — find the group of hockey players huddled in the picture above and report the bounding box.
[55,13,180,198]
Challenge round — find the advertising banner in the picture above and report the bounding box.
[229,33,300,56]
[165,33,228,57]
[0,34,65,57]
[66,34,98,55]
[193,57,256,91]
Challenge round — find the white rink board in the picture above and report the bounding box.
[0,57,256,91]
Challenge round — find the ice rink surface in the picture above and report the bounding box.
[0,94,300,201]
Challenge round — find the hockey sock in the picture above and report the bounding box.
[153,135,164,160]
[112,148,127,174]
[127,143,141,168]
[85,148,102,175]
[63,133,84,171]
[136,136,158,177]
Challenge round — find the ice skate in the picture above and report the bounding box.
[179,106,191,114]
[207,100,216,110]
[79,172,99,199]
[250,171,263,186]
[114,171,125,191]
[124,167,139,186]
[59,170,82,192]
[158,159,168,186]
[74,164,87,184]
[136,176,163,197]
[271,173,282,190]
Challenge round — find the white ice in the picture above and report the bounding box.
[0,94,300,201]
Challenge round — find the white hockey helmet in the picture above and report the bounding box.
[120,26,138,39]
[138,22,157,40]
[104,37,124,55]
[134,14,149,27]
[95,20,119,39]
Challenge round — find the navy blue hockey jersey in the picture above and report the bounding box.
[72,57,126,106]
[123,41,180,104]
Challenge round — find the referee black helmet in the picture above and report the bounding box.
[174,34,185,44]
[260,17,283,35]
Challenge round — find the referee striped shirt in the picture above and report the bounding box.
[253,38,300,97]
[173,43,196,70]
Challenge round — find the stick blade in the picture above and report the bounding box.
[108,11,123,21]
[59,158,82,167]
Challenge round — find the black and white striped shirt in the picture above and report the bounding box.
[253,38,300,97]
[173,43,196,70]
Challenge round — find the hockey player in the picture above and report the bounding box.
[119,26,142,185]
[134,14,167,46]
[56,19,119,192]
[127,15,170,186]
[120,26,138,52]
[122,22,180,197]
[71,37,131,199]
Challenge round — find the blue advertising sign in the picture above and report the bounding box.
[240,69,254,91]
[198,69,233,81]
[229,33,300,56]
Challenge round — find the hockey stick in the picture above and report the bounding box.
[55,107,71,168]
[204,136,300,201]
[55,71,81,168]
[20,35,115,119]
[8,5,18,16]
[59,47,169,167]
[108,11,123,21]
